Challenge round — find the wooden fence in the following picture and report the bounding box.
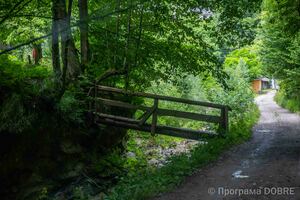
[88,85,231,140]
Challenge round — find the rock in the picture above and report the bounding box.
[61,163,84,179]
[143,139,205,168]
[21,185,46,200]
[148,158,159,166]
[157,163,164,168]
[60,140,82,154]
[135,138,143,145]
[28,173,42,183]
[91,192,105,200]
[126,152,136,158]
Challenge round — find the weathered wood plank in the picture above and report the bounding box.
[94,97,150,111]
[139,106,156,125]
[219,106,229,135]
[157,109,221,124]
[155,125,217,140]
[95,118,216,140]
[94,112,140,124]
[96,85,231,110]
[151,99,158,135]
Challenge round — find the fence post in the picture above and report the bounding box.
[88,88,92,113]
[151,98,158,136]
[220,106,229,136]
[94,82,98,113]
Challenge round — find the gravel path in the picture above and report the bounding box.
[153,91,300,200]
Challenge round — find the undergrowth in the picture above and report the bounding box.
[104,104,260,200]
[274,90,300,113]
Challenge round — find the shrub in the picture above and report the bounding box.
[0,55,52,133]
[0,93,36,133]
[57,90,85,124]
[275,89,300,113]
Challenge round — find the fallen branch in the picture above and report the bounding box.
[96,68,127,84]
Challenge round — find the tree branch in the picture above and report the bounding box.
[0,2,146,56]
[0,34,51,55]
[96,68,127,83]
[0,0,33,25]
[0,0,24,25]
[0,14,52,19]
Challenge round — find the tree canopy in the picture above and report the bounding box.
[8,1,300,199]
[258,0,300,100]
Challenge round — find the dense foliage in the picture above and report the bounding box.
[0,0,274,199]
[224,46,263,80]
[0,55,51,133]
[103,52,260,200]
[258,0,300,111]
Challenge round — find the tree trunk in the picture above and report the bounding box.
[58,0,81,86]
[27,55,32,65]
[52,0,61,81]
[114,0,121,68]
[123,1,132,89]
[134,4,144,68]
[78,0,89,70]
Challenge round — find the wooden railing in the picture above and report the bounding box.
[88,85,231,140]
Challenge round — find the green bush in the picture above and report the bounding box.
[224,46,263,80]
[209,59,256,124]
[0,55,50,87]
[0,55,51,133]
[0,93,36,133]
[275,90,300,113]
[57,90,85,124]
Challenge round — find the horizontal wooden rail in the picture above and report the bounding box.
[95,116,217,140]
[157,108,222,123]
[92,97,222,123]
[95,85,231,110]
[95,97,150,111]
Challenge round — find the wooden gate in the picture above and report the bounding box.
[88,85,231,140]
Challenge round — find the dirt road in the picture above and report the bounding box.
[153,91,300,200]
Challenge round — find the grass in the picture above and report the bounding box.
[104,105,260,200]
[274,90,300,113]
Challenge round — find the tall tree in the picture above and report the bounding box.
[52,0,62,82]
[258,0,300,99]
[59,0,81,84]
[51,0,81,87]
[78,0,90,69]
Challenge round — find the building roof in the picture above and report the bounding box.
[253,77,270,82]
